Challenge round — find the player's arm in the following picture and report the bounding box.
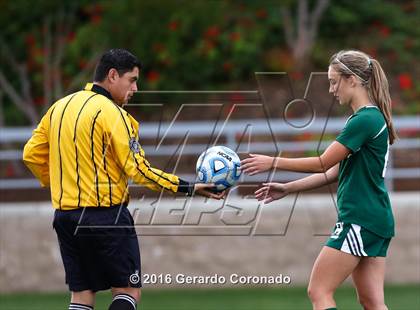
[276,141,349,173]
[243,113,375,176]
[241,141,350,175]
[106,106,185,192]
[106,106,222,199]
[255,164,339,204]
[286,163,339,192]
[22,107,53,187]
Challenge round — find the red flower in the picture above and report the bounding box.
[161,57,173,66]
[230,93,245,102]
[147,71,160,83]
[31,47,43,61]
[229,32,240,42]
[25,34,36,47]
[152,43,165,52]
[67,32,76,43]
[378,25,390,37]
[202,40,215,54]
[369,21,391,38]
[398,73,413,90]
[168,21,179,31]
[90,14,102,25]
[256,9,267,19]
[204,26,220,39]
[223,62,233,72]
[79,59,87,69]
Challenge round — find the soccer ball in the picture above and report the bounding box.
[196,146,242,190]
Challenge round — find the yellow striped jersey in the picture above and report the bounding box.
[23,83,190,210]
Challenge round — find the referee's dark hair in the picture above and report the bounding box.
[94,48,142,82]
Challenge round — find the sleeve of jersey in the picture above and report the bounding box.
[22,109,51,187]
[336,114,373,153]
[107,107,191,194]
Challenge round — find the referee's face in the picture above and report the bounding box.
[111,66,139,105]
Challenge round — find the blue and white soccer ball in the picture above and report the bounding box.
[196,146,242,191]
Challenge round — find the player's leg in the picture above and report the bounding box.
[109,287,141,310]
[352,257,387,310]
[351,225,390,310]
[53,209,97,310]
[70,290,95,309]
[308,246,360,310]
[107,233,141,310]
[102,206,142,310]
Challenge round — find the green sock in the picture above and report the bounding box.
[325,308,337,310]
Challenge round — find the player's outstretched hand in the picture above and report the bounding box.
[241,154,278,175]
[194,183,226,199]
[254,182,289,204]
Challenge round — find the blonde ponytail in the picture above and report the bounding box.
[368,58,397,144]
[330,50,397,144]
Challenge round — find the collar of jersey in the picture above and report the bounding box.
[360,105,378,110]
[84,83,113,101]
[355,104,378,114]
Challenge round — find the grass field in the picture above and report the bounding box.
[0,285,419,310]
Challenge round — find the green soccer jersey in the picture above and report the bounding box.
[336,106,394,238]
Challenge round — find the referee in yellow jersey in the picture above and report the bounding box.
[23,49,222,310]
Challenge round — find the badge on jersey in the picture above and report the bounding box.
[129,137,141,154]
[331,222,344,239]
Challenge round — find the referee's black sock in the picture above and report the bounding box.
[69,302,93,310]
[108,294,137,310]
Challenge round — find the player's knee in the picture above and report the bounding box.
[133,288,141,302]
[358,295,387,310]
[71,290,95,306]
[112,287,141,302]
[307,285,332,303]
[307,285,319,302]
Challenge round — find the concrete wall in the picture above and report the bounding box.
[0,193,419,293]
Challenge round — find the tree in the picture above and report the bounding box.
[281,0,330,68]
[0,1,101,126]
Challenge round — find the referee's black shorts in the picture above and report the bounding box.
[53,205,142,292]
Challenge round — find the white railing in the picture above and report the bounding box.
[1,116,419,191]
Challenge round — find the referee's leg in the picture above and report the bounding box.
[109,287,140,310]
[70,290,95,309]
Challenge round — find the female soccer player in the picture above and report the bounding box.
[241,50,397,310]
